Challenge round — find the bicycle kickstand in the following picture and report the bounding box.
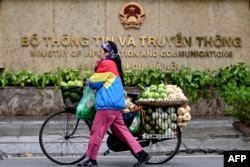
[103,149,110,156]
[103,140,119,156]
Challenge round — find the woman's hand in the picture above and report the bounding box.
[84,78,90,85]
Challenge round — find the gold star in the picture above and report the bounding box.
[129,6,135,13]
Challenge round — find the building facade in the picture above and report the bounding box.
[0,0,250,73]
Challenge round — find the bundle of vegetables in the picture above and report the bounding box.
[138,83,188,102]
[143,106,178,136]
[165,84,187,100]
[60,80,84,108]
[176,105,192,128]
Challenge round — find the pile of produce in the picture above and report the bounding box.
[143,105,191,136]
[60,80,84,108]
[176,105,191,127]
[138,84,188,102]
[137,83,192,137]
[60,80,83,88]
[143,106,178,136]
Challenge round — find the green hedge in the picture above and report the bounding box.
[1,62,250,125]
[1,62,250,99]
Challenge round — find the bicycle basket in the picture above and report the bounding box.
[61,86,83,108]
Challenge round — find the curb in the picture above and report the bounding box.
[233,121,250,137]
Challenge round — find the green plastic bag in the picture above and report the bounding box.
[128,112,141,134]
[76,86,96,121]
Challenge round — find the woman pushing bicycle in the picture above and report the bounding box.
[77,41,150,167]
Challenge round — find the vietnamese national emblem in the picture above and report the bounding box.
[119,2,145,29]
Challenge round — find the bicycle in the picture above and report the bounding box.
[39,86,182,165]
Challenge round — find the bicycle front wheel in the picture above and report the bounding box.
[39,109,91,165]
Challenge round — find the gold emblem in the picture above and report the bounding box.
[119,2,145,29]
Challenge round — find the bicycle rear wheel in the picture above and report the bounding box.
[39,109,91,165]
[144,126,182,164]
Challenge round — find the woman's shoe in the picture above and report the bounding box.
[77,158,98,167]
[133,150,151,167]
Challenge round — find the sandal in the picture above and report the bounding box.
[77,159,98,167]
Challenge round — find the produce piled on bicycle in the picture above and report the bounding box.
[60,80,84,108]
[142,105,191,138]
[137,83,188,103]
[134,83,192,138]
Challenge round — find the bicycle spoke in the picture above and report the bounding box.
[39,110,90,165]
[144,127,182,164]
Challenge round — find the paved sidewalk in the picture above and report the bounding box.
[0,115,249,158]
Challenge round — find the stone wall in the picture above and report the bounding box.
[189,89,231,116]
[0,87,65,116]
[0,87,229,116]
[0,0,249,73]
